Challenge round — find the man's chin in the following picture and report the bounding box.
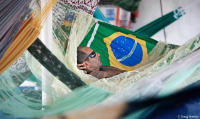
[85,69,92,74]
[99,62,102,67]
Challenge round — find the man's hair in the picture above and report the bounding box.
[77,47,89,64]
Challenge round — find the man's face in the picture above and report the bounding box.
[79,47,102,73]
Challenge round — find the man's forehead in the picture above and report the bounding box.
[79,47,93,54]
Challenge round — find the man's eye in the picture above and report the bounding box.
[89,52,96,58]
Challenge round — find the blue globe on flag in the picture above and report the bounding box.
[110,36,143,66]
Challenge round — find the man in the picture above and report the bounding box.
[77,46,126,79]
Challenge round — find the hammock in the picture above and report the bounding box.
[0,0,58,74]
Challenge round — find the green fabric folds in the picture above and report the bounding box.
[113,0,141,12]
[135,7,185,37]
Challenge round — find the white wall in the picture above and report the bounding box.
[132,0,200,45]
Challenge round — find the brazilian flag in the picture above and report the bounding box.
[80,21,158,71]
